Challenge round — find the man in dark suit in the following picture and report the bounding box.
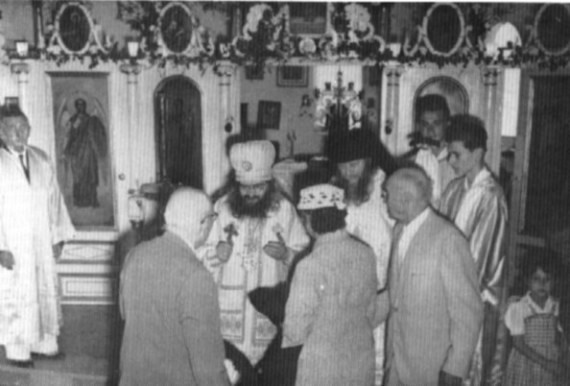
[119,188,230,386]
[376,167,484,386]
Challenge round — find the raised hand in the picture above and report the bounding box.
[263,233,288,261]
[216,241,233,263]
[0,250,15,270]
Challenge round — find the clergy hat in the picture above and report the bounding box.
[230,140,276,184]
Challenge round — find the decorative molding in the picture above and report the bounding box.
[5,2,570,71]
[482,66,500,86]
[59,274,117,305]
[61,242,116,263]
[215,61,236,78]
[10,62,30,75]
[119,62,142,77]
[386,68,403,87]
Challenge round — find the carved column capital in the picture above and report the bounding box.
[10,62,30,77]
[384,66,403,147]
[10,61,30,109]
[215,61,235,79]
[120,63,142,83]
[385,66,403,87]
[481,65,502,174]
[482,66,501,86]
[120,62,142,189]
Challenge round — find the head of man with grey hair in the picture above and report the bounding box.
[120,187,231,386]
[382,166,433,224]
[163,187,217,250]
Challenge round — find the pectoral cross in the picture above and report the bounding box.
[223,223,239,244]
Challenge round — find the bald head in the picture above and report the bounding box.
[384,166,432,223]
[164,187,213,247]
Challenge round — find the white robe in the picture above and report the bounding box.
[344,170,393,385]
[415,147,456,207]
[201,194,310,364]
[0,146,74,350]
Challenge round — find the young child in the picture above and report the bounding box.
[504,252,569,385]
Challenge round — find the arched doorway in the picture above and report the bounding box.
[154,75,203,189]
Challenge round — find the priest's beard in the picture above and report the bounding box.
[228,183,278,219]
[333,169,374,206]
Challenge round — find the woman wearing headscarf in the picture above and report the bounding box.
[327,129,396,384]
[282,184,378,385]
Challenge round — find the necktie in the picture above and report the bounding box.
[19,154,30,182]
[386,224,404,286]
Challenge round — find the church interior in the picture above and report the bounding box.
[0,1,570,385]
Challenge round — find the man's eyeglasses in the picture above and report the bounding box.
[200,212,218,224]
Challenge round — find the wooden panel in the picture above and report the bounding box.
[59,274,117,305]
[61,242,115,263]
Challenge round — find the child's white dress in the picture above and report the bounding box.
[504,293,564,386]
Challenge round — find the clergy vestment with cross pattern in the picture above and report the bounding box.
[200,194,309,364]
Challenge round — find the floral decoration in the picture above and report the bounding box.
[5,2,570,72]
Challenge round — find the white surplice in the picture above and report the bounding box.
[0,146,74,354]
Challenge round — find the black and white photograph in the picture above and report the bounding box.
[0,2,569,386]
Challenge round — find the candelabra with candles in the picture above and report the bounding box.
[314,69,363,135]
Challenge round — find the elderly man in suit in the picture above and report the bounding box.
[376,166,484,386]
[119,188,230,386]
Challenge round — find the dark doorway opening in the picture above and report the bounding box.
[154,76,203,189]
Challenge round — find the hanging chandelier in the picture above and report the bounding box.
[314,69,363,135]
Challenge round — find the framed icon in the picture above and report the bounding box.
[277,66,308,87]
[49,72,115,231]
[158,2,194,54]
[423,3,466,57]
[54,3,93,54]
[257,101,281,130]
[535,4,570,56]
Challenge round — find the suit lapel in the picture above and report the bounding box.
[388,223,404,308]
[1,149,30,186]
[27,150,38,186]
[404,210,436,266]
[27,149,45,188]
[392,211,437,303]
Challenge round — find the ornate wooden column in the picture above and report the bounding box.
[10,61,30,108]
[211,61,235,192]
[218,62,234,133]
[383,65,403,152]
[119,63,142,190]
[482,66,502,173]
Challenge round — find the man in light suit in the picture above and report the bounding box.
[376,167,483,386]
[119,188,230,386]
